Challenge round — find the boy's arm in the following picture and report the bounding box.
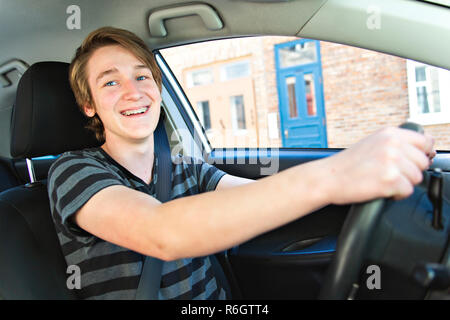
[75,157,328,261]
[215,174,255,190]
[75,127,434,262]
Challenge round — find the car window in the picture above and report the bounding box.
[160,36,450,151]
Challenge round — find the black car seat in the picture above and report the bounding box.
[0,157,21,193]
[0,62,101,299]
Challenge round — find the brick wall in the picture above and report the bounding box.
[321,42,409,147]
[320,42,450,150]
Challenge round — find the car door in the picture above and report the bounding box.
[157,36,450,299]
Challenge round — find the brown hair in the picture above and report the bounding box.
[69,26,163,142]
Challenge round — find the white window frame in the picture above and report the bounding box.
[230,95,247,135]
[220,60,250,81]
[407,60,450,126]
[186,68,213,88]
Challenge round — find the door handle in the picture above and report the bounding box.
[284,129,288,138]
[279,236,336,255]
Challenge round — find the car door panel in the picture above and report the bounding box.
[209,149,349,298]
[157,53,450,299]
[229,206,348,299]
[210,150,450,299]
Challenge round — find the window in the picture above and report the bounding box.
[286,77,298,118]
[407,60,450,125]
[186,69,213,87]
[304,73,317,117]
[161,37,450,151]
[196,100,211,131]
[279,41,317,68]
[230,95,246,133]
[221,61,250,81]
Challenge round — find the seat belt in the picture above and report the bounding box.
[135,111,171,300]
[209,254,232,299]
[135,111,231,300]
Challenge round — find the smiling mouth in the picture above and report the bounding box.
[120,106,150,116]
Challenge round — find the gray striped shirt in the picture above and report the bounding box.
[47,147,227,299]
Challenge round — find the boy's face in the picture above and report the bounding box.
[84,44,162,144]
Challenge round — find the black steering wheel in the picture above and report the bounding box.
[319,122,424,300]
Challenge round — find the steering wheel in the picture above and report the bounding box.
[319,122,424,300]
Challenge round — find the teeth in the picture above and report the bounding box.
[122,106,148,116]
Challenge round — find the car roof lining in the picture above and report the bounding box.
[0,0,448,66]
[299,0,450,70]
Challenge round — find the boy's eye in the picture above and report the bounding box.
[105,80,117,86]
[137,75,147,81]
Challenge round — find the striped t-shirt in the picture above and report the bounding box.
[47,147,227,300]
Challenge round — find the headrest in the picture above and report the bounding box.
[10,62,101,159]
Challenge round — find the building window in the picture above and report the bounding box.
[304,73,317,117]
[230,95,247,133]
[286,76,298,118]
[279,41,317,68]
[221,61,250,81]
[196,100,211,131]
[407,60,450,125]
[187,69,213,87]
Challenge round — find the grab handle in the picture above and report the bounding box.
[148,3,223,37]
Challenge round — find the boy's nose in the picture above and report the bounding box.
[123,79,142,101]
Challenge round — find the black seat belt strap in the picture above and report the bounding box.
[135,111,171,300]
[209,254,232,299]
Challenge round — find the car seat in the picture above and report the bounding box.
[0,157,21,193]
[0,62,101,299]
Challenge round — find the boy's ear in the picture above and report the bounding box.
[83,104,96,117]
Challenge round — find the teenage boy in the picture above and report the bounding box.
[48,27,435,299]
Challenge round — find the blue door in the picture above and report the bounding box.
[275,40,327,148]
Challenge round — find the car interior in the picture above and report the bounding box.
[0,0,449,300]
